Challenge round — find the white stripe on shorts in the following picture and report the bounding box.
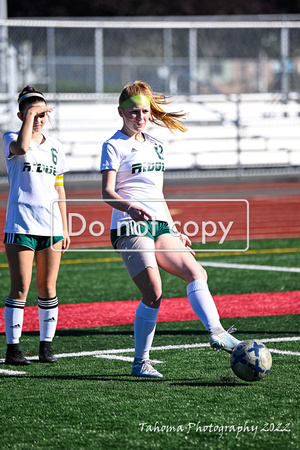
[6,233,16,244]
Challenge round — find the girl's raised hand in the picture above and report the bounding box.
[24,104,54,117]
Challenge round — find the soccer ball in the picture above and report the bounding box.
[230,340,272,382]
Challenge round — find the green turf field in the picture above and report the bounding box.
[0,238,299,449]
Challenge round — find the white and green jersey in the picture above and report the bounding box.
[3,131,69,236]
[101,130,168,229]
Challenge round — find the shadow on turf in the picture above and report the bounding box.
[0,370,248,386]
[14,327,300,339]
[169,376,250,387]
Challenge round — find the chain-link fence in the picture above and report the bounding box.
[1,17,300,176]
[1,17,300,97]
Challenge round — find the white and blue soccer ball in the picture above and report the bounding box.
[230,340,272,382]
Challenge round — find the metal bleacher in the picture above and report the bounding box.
[45,94,300,176]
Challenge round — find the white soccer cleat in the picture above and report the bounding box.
[209,326,241,353]
[131,359,163,378]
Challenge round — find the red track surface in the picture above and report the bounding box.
[0,181,299,250]
[0,180,299,331]
[65,182,300,245]
[0,291,299,333]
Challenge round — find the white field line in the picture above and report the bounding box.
[94,355,164,363]
[55,261,300,274]
[0,336,299,375]
[0,368,27,375]
[267,349,300,356]
[201,262,300,273]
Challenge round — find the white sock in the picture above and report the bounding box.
[4,298,25,344]
[38,297,58,342]
[187,279,224,332]
[134,302,159,361]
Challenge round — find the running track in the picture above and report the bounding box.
[0,179,299,331]
[0,180,300,250]
[0,291,299,333]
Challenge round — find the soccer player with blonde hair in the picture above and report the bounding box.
[101,81,241,378]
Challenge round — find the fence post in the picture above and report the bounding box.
[7,44,17,127]
[189,28,197,95]
[163,28,172,93]
[0,0,7,93]
[235,94,242,175]
[95,27,103,93]
[47,27,56,93]
[280,27,289,103]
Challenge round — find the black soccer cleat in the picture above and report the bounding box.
[5,344,31,366]
[39,341,57,363]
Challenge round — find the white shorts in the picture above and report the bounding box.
[116,235,158,279]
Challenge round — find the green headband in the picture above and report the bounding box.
[120,94,151,108]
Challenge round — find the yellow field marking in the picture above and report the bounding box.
[194,247,300,258]
[60,257,121,265]
[0,256,121,268]
[0,247,299,268]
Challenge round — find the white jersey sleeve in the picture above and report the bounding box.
[101,143,121,172]
[3,132,17,160]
